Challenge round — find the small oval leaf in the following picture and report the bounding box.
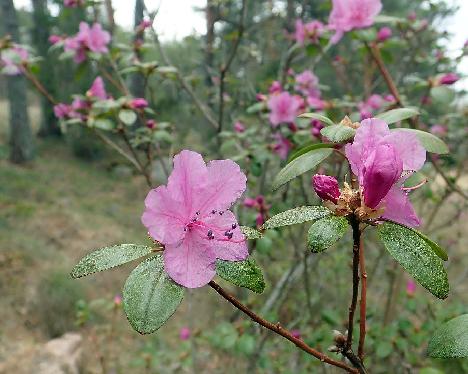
[272,148,333,190]
[320,125,356,143]
[378,222,449,299]
[375,107,419,124]
[307,215,349,252]
[392,128,449,154]
[71,244,153,278]
[216,258,265,294]
[119,110,137,125]
[261,206,331,230]
[298,112,335,126]
[123,255,185,334]
[240,226,263,240]
[428,314,468,358]
[287,143,335,163]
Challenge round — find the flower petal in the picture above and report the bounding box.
[383,131,426,172]
[141,186,186,244]
[196,159,247,213]
[381,186,421,227]
[167,150,208,217]
[203,210,249,261]
[164,232,216,288]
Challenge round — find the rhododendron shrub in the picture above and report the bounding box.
[3,0,465,372]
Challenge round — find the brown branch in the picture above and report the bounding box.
[358,233,367,360]
[119,127,152,187]
[209,280,358,373]
[23,66,57,105]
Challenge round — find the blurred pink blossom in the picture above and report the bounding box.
[64,22,111,63]
[294,20,325,45]
[406,280,416,296]
[130,98,148,109]
[146,119,156,129]
[328,0,382,44]
[1,46,28,75]
[48,35,63,44]
[377,27,392,42]
[113,294,122,305]
[64,0,84,7]
[291,329,302,339]
[311,119,324,138]
[267,92,302,126]
[430,124,447,136]
[234,121,246,133]
[269,80,283,94]
[179,327,191,340]
[272,133,292,160]
[295,70,320,97]
[439,73,459,85]
[87,76,107,100]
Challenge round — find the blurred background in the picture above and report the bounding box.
[0,0,467,373]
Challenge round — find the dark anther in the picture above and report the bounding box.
[226,232,233,239]
[211,210,216,214]
[231,223,237,229]
[196,211,200,215]
[207,230,213,239]
[219,211,224,215]
[224,231,230,236]
[183,227,187,232]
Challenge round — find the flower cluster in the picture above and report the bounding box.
[64,22,111,63]
[0,45,29,75]
[358,94,395,120]
[243,195,270,227]
[313,118,426,227]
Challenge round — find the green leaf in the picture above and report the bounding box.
[298,112,335,126]
[375,107,419,124]
[240,226,263,240]
[391,128,449,154]
[427,314,468,358]
[272,148,333,190]
[246,102,266,114]
[320,125,356,143]
[307,216,349,253]
[92,118,115,131]
[71,244,153,278]
[261,206,331,230]
[216,258,265,293]
[378,222,449,299]
[123,255,184,334]
[119,110,137,125]
[156,66,178,74]
[430,86,455,106]
[374,15,406,24]
[287,143,335,163]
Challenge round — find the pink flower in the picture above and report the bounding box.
[377,27,392,42]
[243,197,257,208]
[146,119,156,129]
[268,92,301,126]
[313,175,341,204]
[65,22,111,63]
[255,213,265,227]
[406,280,416,296]
[130,98,148,109]
[295,70,320,97]
[87,77,107,100]
[311,119,324,138]
[294,20,325,44]
[407,11,417,22]
[234,121,246,133]
[113,294,122,305]
[137,19,152,32]
[179,327,191,340]
[269,81,282,94]
[328,0,382,44]
[64,0,84,7]
[439,73,459,85]
[307,96,327,110]
[1,46,28,75]
[291,329,302,339]
[358,94,384,119]
[48,35,63,44]
[141,151,248,288]
[430,124,447,136]
[53,103,72,119]
[272,133,292,160]
[345,118,426,227]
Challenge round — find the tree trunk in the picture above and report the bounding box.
[1,0,35,163]
[104,0,115,35]
[130,0,145,99]
[32,0,60,137]
[205,0,216,86]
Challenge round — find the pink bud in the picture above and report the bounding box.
[439,73,459,85]
[255,213,265,227]
[312,175,341,204]
[146,119,156,129]
[256,195,265,205]
[406,280,416,296]
[49,35,62,44]
[234,121,245,133]
[362,144,403,209]
[407,11,417,22]
[268,81,282,94]
[179,327,191,340]
[256,93,267,102]
[53,103,71,119]
[130,98,148,109]
[377,27,392,42]
[291,329,302,339]
[243,197,257,208]
[113,294,122,305]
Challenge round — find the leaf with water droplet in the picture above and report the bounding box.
[427,314,468,358]
[123,255,184,334]
[71,244,153,278]
[261,206,331,230]
[378,222,449,299]
[240,226,263,239]
[307,215,349,252]
[216,258,265,293]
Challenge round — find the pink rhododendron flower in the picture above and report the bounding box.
[358,94,384,119]
[430,124,447,136]
[345,118,426,227]
[179,327,191,340]
[267,92,302,126]
[295,70,320,97]
[313,175,341,203]
[64,0,84,7]
[53,103,72,119]
[1,46,28,75]
[142,151,248,288]
[294,20,325,45]
[272,133,293,160]
[86,77,107,100]
[328,0,382,44]
[377,27,392,42]
[49,35,63,44]
[234,121,246,133]
[307,96,327,110]
[65,22,111,63]
[269,80,282,94]
[439,73,459,85]
[129,98,148,109]
[311,119,324,138]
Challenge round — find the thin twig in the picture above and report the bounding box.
[209,280,358,373]
[358,233,367,360]
[23,66,57,105]
[346,217,361,351]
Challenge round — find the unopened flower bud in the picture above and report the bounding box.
[313,175,341,204]
[439,73,459,86]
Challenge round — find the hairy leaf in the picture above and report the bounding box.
[240,226,263,239]
[376,107,419,124]
[428,314,468,358]
[262,206,331,230]
[287,143,335,163]
[298,112,335,126]
[320,125,356,143]
[216,258,265,293]
[307,216,349,252]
